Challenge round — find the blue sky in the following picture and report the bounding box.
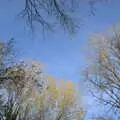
[0,0,120,119]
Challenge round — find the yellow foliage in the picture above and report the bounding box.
[22,75,84,120]
[35,78,75,105]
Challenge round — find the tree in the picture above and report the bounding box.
[84,27,120,114]
[0,60,85,120]
[0,95,20,120]
[5,0,106,34]
[20,0,80,34]
[0,40,15,74]
[31,77,85,120]
[1,59,46,98]
[0,93,4,119]
[0,40,17,119]
[20,0,108,33]
[91,116,115,120]
[0,57,47,119]
[0,39,16,87]
[0,40,84,119]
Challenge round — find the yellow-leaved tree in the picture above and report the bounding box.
[32,77,85,120]
[0,57,85,120]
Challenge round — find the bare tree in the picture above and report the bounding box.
[20,0,80,33]
[91,115,115,120]
[0,39,16,85]
[19,0,106,33]
[84,27,120,114]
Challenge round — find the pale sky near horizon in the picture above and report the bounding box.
[0,0,120,119]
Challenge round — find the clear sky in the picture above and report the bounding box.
[0,0,120,119]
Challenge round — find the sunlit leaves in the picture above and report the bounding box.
[31,76,84,120]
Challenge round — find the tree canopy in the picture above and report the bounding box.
[0,42,84,120]
[84,27,120,114]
